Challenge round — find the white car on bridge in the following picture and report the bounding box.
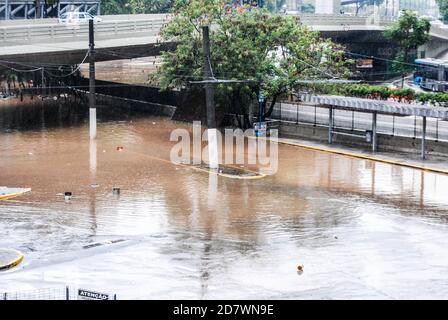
[58,12,102,24]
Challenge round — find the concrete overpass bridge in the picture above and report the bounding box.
[0,14,173,67]
[1,13,447,68]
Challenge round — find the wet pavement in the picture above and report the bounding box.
[1,100,448,299]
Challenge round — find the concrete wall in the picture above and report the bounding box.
[95,93,176,118]
[279,121,448,157]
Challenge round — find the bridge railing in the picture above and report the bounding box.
[298,14,369,26]
[0,17,169,45]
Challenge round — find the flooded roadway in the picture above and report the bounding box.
[1,99,448,299]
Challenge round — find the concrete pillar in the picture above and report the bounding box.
[372,112,377,152]
[421,116,427,160]
[284,0,296,11]
[373,1,380,25]
[438,65,445,92]
[392,0,400,16]
[328,107,333,144]
[5,0,9,20]
[315,0,341,14]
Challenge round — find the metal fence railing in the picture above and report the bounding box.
[0,16,169,44]
[1,286,117,300]
[272,102,448,143]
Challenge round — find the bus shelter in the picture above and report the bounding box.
[299,93,448,159]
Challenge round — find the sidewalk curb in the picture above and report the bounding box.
[277,139,448,176]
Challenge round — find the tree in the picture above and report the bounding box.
[156,0,352,127]
[436,0,448,22]
[384,10,431,73]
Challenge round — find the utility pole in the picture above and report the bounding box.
[89,19,97,140]
[202,26,219,170]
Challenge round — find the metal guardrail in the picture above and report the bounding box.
[0,17,168,44]
[298,14,370,26]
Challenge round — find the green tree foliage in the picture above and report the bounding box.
[101,0,173,15]
[157,0,352,123]
[436,0,448,22]
[384,10,431,73]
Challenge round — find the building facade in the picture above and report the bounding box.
[284,0,440,18]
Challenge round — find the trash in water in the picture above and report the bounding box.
[116,146,124,152]
[90,184,99,188]
[112,187,120,195]
[297,264,304,275]
[64,192,72,201]
[83,239,126,249]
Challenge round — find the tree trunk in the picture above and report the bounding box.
[263,94,278,119]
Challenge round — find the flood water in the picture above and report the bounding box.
[1,98,448,299]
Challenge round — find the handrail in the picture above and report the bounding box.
[0,18,169,43]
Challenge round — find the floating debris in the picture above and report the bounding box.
[112,187,120,195]
[64,192,72,201]
[83,239,126,250]
[116,146,124,152]
[297,264,304,275]
[0,187,31,200]
[0,248,24,271]
[185,162,266,179]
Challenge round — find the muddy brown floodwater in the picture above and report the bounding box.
[1,99,448,299]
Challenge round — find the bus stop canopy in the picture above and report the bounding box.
[297,93,446,159]
[299,94,448,120]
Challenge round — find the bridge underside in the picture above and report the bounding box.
[0,42,175,68]
[320,30,400,80]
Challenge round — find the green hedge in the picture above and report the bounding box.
[299,83,448,107]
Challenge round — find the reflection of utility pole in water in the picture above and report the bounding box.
[89,19,97,140]
[90,139,97,176]
[207,172,218,210]
[200,236,212,298]
[89,188,98,234]
[202,26,219,170]
[89,136,98,234]
[419,171,425,208]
